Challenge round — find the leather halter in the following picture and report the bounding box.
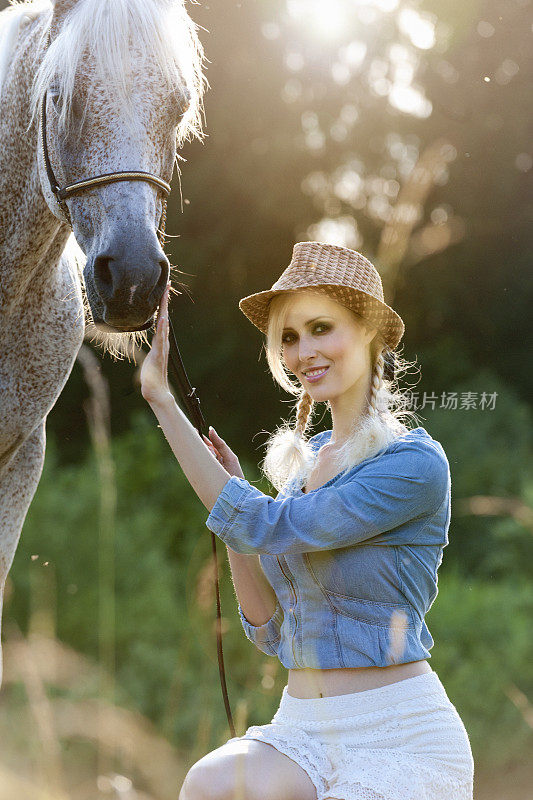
[39,88,172,227]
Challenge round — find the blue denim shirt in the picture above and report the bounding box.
[205,426,451,669]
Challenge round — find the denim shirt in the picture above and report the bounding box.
[205,426,451,669]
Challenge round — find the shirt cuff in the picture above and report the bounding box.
[205,475,254,538]
[238,600,283,645]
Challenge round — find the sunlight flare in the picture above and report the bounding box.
[287,0,350,41]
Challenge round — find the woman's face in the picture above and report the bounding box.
[281,291,377,404]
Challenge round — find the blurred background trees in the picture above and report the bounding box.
[1,0,531,797]
[25,0,532,465]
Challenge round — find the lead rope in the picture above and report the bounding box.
[156,200,236,739]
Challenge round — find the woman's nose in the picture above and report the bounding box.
[298,335,318,361]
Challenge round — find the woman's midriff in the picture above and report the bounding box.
[287,660,433,698]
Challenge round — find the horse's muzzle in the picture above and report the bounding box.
[93,317,155,334]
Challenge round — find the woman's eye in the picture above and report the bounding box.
[282,323,329,344]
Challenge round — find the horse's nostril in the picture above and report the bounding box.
[92,246,170,314]
[151,258,170,303]
[158,259,170,285]
[94,255,114,293]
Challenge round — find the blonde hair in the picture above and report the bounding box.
[260,290,422,493]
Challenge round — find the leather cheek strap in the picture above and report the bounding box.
[39,90,73,226]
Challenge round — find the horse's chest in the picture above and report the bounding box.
[0,267,84,445]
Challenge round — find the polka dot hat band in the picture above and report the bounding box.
[238,241,405,351]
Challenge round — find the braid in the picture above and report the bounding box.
[368,350,386,416]
[295,390,314,436]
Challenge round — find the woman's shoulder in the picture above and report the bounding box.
[386,426,450,490]
[391,425,448,458]
[307,425,447,459]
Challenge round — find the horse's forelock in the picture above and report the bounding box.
[28,0,205,145]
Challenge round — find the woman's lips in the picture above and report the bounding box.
[304,366,329,383]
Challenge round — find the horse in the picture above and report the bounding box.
[0,0,205,685]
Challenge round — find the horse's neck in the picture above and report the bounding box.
[0,17,70,308]
[0,18,85,458]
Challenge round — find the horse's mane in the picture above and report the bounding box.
[0,2,50,97]
[1,0,205,147]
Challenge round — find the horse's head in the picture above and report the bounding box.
[32,0,204,333]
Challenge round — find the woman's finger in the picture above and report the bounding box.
[160,282,170,316]
[202,433,215,451]
[209,426,224,444]
[156,307,166,336]
[202,434,221,459]
[162,315,169,363]
[150,329,163,361]
[154,292,169,353]
[156,284,170,334]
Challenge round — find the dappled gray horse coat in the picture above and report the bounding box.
[0,0,204,683]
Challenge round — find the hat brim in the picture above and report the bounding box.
[239,284,405,351]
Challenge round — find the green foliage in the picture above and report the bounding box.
[415,366,533,581]
[6,410,533,771]
[427,570,533,769]
[7,412,269,751]
[9,413,201,725]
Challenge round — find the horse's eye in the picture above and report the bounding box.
[179,93,190,115]
[48,87,61,109]
[172,86,190,118]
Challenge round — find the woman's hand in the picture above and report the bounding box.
[140,283,173,406]
[141,288,243,482]
[202,428,245,479]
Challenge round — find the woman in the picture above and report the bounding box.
[141,242,474,800]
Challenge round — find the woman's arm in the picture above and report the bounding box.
[204,430,279,627]
[140,285,230,512]
[147,392,230,513]
[149,398,279,626]
[206,440,450,554]
[226,547,279,626]
[141,288,279,626]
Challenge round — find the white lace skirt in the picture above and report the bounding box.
[225,671,474,800]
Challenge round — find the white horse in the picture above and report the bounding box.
[0,0,205,683]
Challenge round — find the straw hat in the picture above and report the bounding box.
[238,242,405,351]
